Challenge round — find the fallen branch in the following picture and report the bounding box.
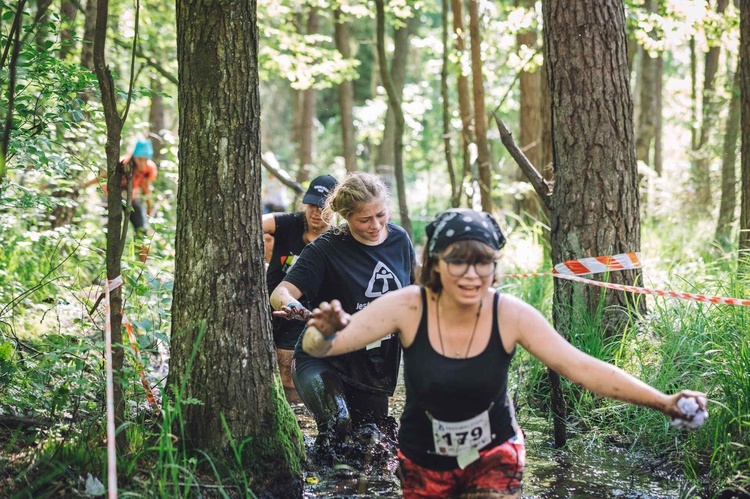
[0,414,53,430]
[493,113,552,210]
[261,158,305,194]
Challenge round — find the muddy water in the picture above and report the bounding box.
[295,380,692,498]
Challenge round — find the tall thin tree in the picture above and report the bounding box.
[468,0,492,212]
[376,0,413,239]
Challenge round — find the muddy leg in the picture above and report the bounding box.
[292,358,351,457]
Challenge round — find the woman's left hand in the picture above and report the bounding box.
[662,390,708,429]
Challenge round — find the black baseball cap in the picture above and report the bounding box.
[302,174,338,208]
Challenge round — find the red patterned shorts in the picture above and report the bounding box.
[397,436,525,498]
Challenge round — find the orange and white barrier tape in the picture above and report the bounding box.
[552,252,642,276]
[105,277,120,498]
[501,252,750,307]
[122,314,161,416]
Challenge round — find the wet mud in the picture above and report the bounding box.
[294,380,694,498]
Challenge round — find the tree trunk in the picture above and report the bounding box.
[690,36,698,150]
[297,8,318,185]
[81,0,97,71]
[334,8,357,172]
[170,1,303,495]
[442,0,459,207]
[544,0,645,447]
[375,13,418,193]
[654,51,663,175]
[715,65,740,247]
[740,0,750,271]
[468,0,492,212]
[93,0,126,453]
[59,0,77,59]
[451,0,474,207]
[149,77,165,163]
[34,0,52,51]
[375,0,413,240]
[516,0,545,220]
[635,0,656,167]
[691,0,729,208]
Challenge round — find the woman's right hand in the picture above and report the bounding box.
[273,301,312,321]
[308,300,350,338]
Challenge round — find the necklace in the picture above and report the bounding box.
[436,291,483,358]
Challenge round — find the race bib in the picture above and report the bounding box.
[431,410,492,458]
[366,333,395,351]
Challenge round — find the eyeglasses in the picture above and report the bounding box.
[442,259,496,277]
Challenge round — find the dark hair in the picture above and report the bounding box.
[418,239,498,293]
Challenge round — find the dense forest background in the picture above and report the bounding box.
[1,0,749,497]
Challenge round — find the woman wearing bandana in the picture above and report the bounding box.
[301,208,708,498]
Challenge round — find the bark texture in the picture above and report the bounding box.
[715,66,740,247]
[691,0,729,208]
[334,8,356,172]
[170,1,303,495]
[451,0,474,206]
[740,0,750,266]
[516,0,547,219]
[468,0,492,212]
[544,0,645,444]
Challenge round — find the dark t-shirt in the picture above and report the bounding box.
[286,222,416,395]
[266,212,309,348]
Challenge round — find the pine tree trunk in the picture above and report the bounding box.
[297,8,318,185]
[442,0,459,207]
[715,66,740,247]
[544,0,645,446]
[516,0,544,220]
[739,1,750,270]
[635,1,656,166]
[451,0,474,207]
[654,52,663,176]
[468,0,492,212]
[334,8,356,172]
[691,0,729,208]
[170,1,303,494]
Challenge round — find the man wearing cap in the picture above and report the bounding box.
[84,139,158,262]
[262,174,338,400]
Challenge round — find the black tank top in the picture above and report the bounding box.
[398,287,518,470]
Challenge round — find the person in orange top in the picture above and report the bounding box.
[84,139,158,261]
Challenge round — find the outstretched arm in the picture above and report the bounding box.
[502,295,706,420]
[303,286,419,357]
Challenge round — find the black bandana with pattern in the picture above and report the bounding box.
[426,209,506,256]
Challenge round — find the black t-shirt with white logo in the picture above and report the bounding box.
[266,212,309,347]
[286,222,416,395]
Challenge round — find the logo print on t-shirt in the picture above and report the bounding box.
[280,254,297,273]
[365,261,403,298]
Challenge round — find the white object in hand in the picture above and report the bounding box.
[670,396,708,430]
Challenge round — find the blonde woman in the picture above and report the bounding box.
[271,172,416,457]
